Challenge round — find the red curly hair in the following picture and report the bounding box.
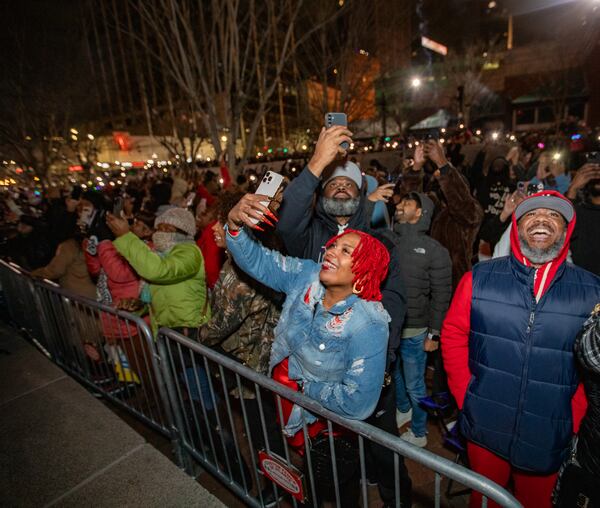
[324,229,390,301]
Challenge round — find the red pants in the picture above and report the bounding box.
[468,442,557,508]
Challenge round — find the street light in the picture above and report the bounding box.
[491,132,499,141]
[410,77,422,88]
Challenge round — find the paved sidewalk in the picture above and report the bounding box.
[0,322,225,508]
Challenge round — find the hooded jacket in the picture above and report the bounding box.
[277,166,406,365]
[442,191,600,473]
[393,193,452,334]
[113,232,210,333]
[84,239,144,339]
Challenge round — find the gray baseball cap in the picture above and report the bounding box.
[515,193,574,222]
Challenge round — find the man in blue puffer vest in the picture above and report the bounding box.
[441,190,600,508]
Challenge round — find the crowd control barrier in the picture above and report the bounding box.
[0,259,522,508]
[0,260,173,438]
[156,327,522,508]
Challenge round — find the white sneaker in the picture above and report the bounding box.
[401,428,427,448]
[395,408,412,428]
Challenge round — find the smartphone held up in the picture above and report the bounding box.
[250,171,285,225]
[325,112,350,150]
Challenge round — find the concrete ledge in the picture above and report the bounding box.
[0,326,224,508]
[52,444,224,508]
[0,329,66,405]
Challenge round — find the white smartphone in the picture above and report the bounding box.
[251,171,284,225]
[185,192,196,208]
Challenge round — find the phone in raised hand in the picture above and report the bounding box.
[185,192,196,208]
[325,112,349,150]
[251,171,285,225]
[113,196,124,216]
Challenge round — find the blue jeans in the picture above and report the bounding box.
[393,331,428,437]
[183,366,216,411]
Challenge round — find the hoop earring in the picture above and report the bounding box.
[352,281,362,295]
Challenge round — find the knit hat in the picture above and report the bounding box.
[322,161,362,190]
[515,191,574,223]
[154,207,197,237]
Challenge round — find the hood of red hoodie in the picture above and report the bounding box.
[510,190,576,300]
[510,190,576,267]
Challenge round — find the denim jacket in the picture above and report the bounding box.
[226,227,390,434]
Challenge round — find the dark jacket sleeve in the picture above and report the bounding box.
[276,166,320,256]
[374,234,406,368]
[438,164,484,228]
[428,242,453,333]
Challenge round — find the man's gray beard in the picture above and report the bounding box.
[518,231,566,265]
[322,196,360,217]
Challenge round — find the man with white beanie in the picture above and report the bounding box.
[276,125,411,508]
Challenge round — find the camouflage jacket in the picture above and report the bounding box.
[199,259,280,375]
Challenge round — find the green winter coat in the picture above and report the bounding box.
[113,232,210,333]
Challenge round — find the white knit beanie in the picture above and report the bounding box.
[154,207,197,237]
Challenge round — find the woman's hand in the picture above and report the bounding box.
[368,183,395,203]
[106,212,130,238]
[227,193,278,231]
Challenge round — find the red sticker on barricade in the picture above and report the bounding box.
[258,450,306,502]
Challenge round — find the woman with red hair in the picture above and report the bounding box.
[226,193,404,506]
[226,194,391,428]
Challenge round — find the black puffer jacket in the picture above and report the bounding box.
[393,193,452,334]
[277,166,407,366]
[574,307,600,477]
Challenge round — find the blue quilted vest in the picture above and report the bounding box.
[461,255,600,473]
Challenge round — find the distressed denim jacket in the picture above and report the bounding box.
[226,227,390,435]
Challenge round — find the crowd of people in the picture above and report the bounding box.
[1,123,600,508]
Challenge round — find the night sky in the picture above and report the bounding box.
[0,0,91,123]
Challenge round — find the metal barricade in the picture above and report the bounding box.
[0,261,522,507]
[0,260,174,439]
[0,260,46,342]
[157,327,522,508]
